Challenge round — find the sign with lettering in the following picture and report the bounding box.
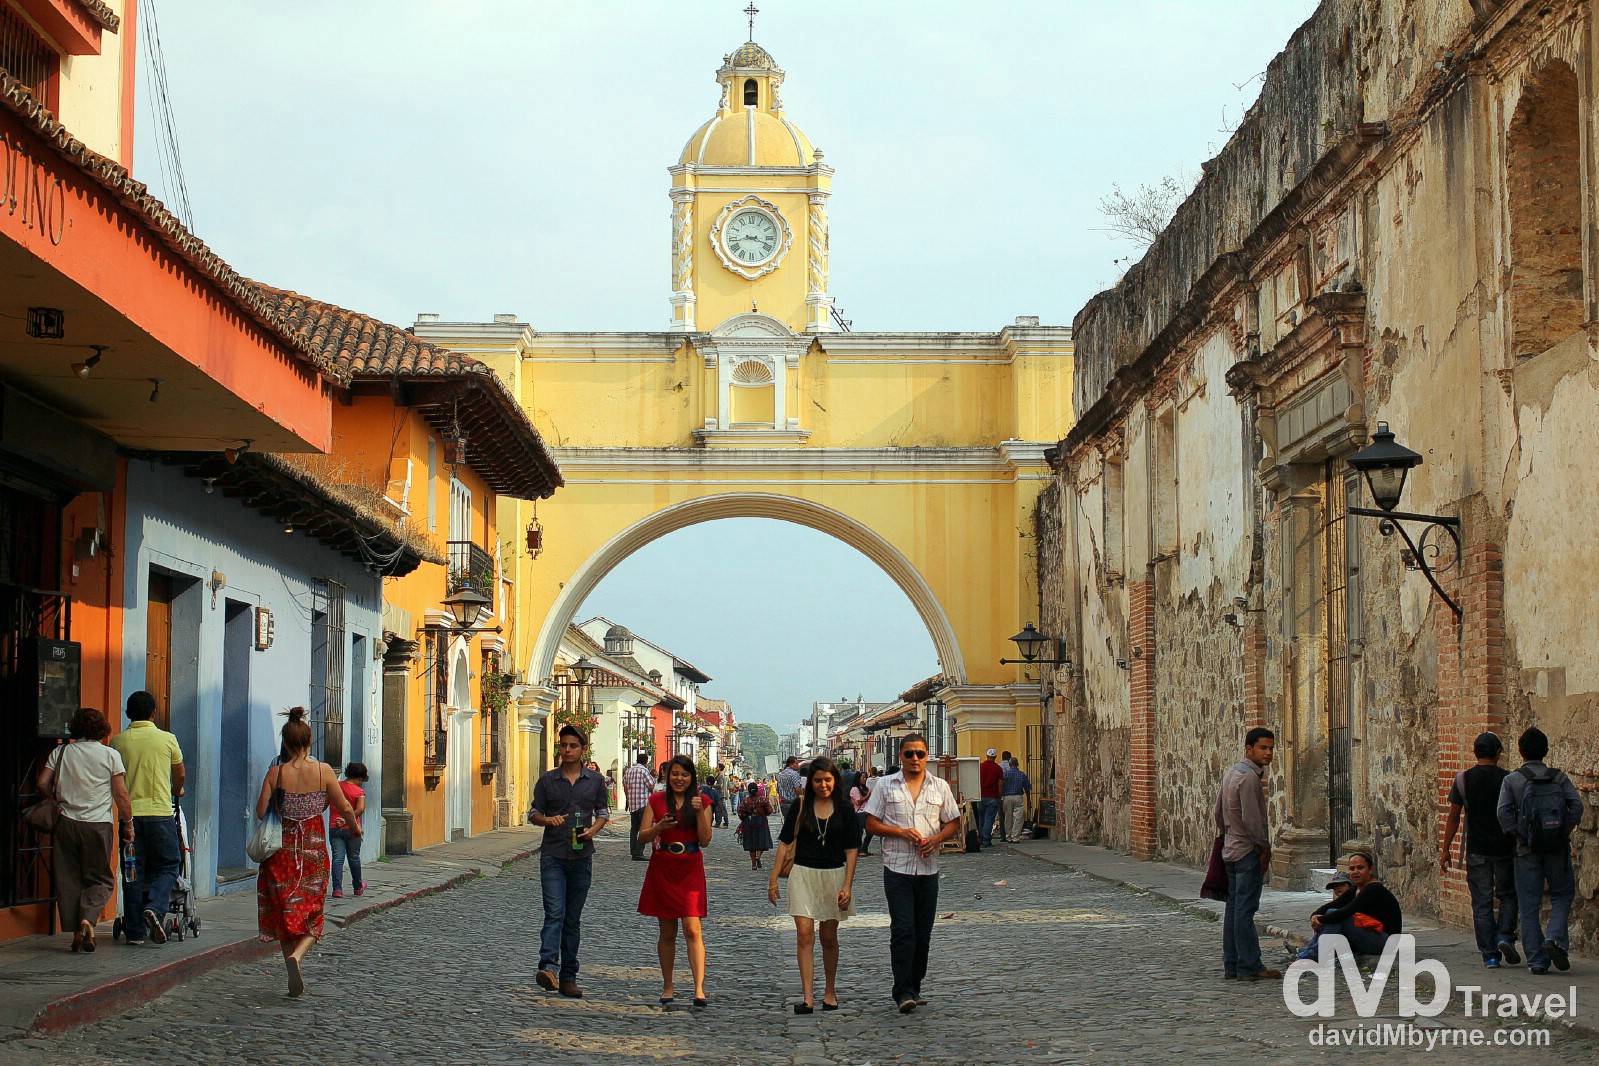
[0,130,68,246]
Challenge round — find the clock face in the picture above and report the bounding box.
[724,208,780,265]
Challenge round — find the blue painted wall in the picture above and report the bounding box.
[119,460,383,898]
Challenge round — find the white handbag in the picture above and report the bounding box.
[247,784,283,863]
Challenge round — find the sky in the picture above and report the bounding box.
[134,0,1319,732]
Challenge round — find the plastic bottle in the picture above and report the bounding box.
[122,845,137,884]
[571,815,585,852]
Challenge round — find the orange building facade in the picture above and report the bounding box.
[0,1,343,940]
[262,292,562,851]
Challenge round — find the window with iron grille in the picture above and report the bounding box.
[0,5,56,105]
[423,629,447,766]
[480,650,503,768]
[309,579,347,767]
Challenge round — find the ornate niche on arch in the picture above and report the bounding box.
[693,313,812,445]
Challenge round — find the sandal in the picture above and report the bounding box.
[79,921,95,953]
[286,956,306,997]
[822,998,839,1011]
[794,1002,814,1015]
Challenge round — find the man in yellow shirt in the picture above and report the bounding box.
[108,691,184,945]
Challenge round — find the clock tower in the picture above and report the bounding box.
[669,40,834,335]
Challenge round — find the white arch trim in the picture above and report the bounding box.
[528,492,966,687]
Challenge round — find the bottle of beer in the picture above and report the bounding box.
[571,812,585,852]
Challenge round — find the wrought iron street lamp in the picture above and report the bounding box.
[1000,623,1072,667]
[441,586,492,631]
[1346,421,1462,620]
[570,656,597,684]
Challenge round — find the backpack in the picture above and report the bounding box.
[1517,766,1570,854]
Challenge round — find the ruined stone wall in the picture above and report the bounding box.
[1044,0,1599,947]
[1072,0,1478,416]
[1036,469,1131,851]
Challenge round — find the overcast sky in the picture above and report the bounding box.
[136,0,1317,733]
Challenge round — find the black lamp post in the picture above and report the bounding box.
[441,586,492,631]
[1000,623,1072,667]
[1347,421,1462,619]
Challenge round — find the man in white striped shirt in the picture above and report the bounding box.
[863,733,960,1012]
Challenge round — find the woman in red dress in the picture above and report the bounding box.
[255,707,362,997]
[638,754,713,1007]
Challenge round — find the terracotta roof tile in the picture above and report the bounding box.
[75,0,119,31]
[253,286,564,500]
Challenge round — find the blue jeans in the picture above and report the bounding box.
[975,798,1000,846]
[123,815,180,940]
[857,810,872,853]
[883,869,939,1003]
[1465,852,1517,960]
[1222,849,1264,976]
[330,827,363,892]
[539,852,594,981]
[1514,850,1575,969]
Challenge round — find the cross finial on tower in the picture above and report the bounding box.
[744,2,759,41]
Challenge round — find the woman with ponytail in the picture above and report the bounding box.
[255,707,362,997]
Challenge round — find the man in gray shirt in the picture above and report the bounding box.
[1214,727,1279,982]
[1496,726,1583,975]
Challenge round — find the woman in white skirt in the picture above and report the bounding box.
[769,756,860,1013]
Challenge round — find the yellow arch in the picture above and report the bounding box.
[529,492,966,687]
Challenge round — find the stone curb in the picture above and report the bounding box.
[19,845,540,1038]
[27,936,279,1036]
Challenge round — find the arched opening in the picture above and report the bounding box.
[1508,61,1584,359]
[566,513,942,773]
[743,78,759,107]
[530,494,962,689]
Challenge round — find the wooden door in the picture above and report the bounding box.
[146,572,174,730]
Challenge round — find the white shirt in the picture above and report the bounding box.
[48,740,125,824]
[863,770,960,877]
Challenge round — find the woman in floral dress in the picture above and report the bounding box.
[256,707,362,997]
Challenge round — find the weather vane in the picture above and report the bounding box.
[744,2,759,41]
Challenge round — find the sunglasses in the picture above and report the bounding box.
[900,750,928,759]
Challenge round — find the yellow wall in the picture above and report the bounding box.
[332,393,504,848]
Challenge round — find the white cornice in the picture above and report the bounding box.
[521,334,683,358]
[691,428,813,446]
[550,446,1020,472]
[670,164,833,178]
[998,439,1052,467]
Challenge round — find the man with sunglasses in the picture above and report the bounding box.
[529,724,611,998]
[864,734,960,1013]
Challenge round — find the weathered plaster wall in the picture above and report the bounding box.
[1045,0,1599,946]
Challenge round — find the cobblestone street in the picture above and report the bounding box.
[11,837,1593,1065]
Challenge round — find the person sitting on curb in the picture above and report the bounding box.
[1303,851,1401,961]
[1292,870,1354,961]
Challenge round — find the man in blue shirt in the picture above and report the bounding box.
[1000,758,1032,843]
[530,725,610,998]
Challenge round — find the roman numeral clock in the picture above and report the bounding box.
[709,195,794,279]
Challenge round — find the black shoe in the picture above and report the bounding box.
[1498,941,1520,966]
[897,997,916,1013]
[794,1002,814,1015]
[692,997,708,1008]
[1546,940,1570,971]
[1531,966,1550,975]
[822,999,839,1011]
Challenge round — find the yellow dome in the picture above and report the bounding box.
[679,41,817,168]
[679,110,816,167]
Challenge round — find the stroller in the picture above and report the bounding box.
[111,799,202,942]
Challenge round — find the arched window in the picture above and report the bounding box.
[744,78,759,107]
[1508,62,1584,359]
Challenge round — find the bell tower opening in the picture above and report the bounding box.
[743,78,758,106]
